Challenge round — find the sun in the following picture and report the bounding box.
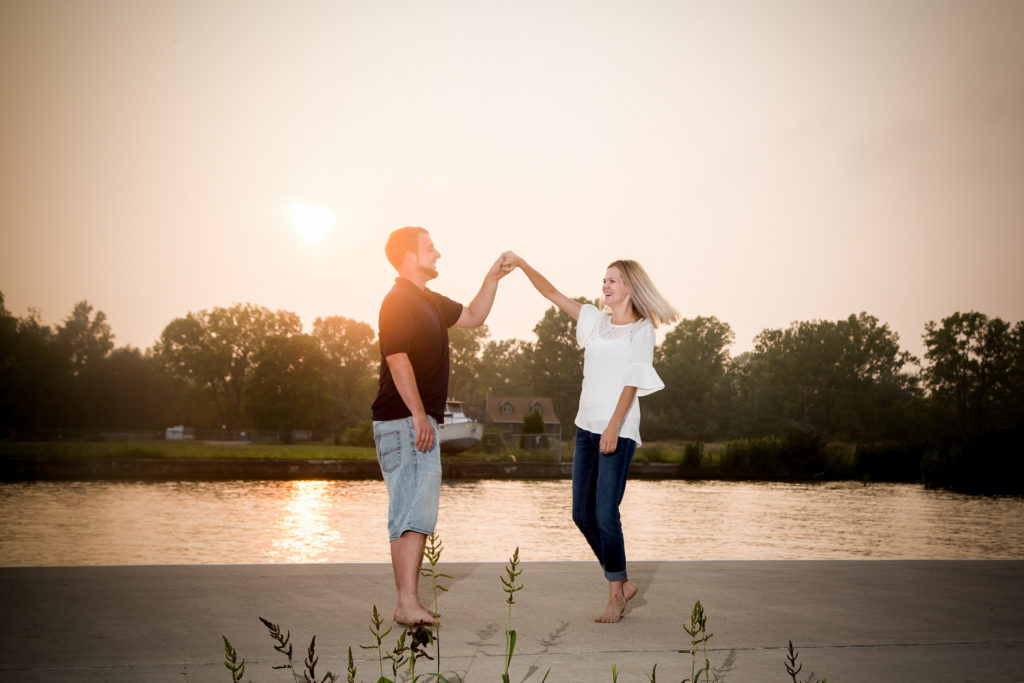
[287,202,334,245]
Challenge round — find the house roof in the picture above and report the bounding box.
[484,396,561,425]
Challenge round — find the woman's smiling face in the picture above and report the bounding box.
[602,266,630,308]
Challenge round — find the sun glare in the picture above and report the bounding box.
[287,202,334,245]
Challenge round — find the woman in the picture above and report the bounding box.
[504,252,679,623]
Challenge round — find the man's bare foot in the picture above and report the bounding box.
[596,579,638,623]
[394,603,437,626]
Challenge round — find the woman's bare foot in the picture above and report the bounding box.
[623,579,639,602]
[394,602,438,626]
[596,593,627,623]
[596,579,638,623]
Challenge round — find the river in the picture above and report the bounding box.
[2,479,1023,566]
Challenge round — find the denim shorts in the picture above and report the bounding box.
[373,416,442,542]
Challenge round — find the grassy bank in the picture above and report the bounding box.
[5,434,1017,493]
[0,440,379,461]
[640,435,859,480]
[0,439,562,464]
[0,436,856,476]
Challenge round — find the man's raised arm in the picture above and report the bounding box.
[454,253,511,328]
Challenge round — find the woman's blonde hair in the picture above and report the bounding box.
[607,259,680,329]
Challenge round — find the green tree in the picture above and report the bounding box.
[647,316,734,440]
[476,338,533,400]
[723,351,762,436]
[53,301,117,430]
[923,312,1018,434]
[748,322,831,433]
[312,315,377,430]
[832,313,919,439]
[55,301,114,376]
[519,408,546,449]
[1010,321,1024,430]
[243,334,333,434]
[90,347,172,431]
[0,295,169,436]
[744,313,916,440]
[448,325,490,407]
[155,303,302,428]
[527,299,589,435]
[0,294,16,433]
[0,294,65,436]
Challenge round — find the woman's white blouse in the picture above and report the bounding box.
[574,303,664,445]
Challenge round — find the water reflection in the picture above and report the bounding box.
[267,481,344,563]
[1,479,1023,566]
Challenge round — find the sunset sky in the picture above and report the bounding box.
[2,0,1022,361]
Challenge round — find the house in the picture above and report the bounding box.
[483,395,561,438]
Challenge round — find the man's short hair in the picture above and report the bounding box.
[385,226,428,269]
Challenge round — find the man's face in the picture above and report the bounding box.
[414,232,440,279]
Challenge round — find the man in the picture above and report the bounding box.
[371,226,510,625]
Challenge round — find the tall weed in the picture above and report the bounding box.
[681,600,718,682]
[500,547,523,683]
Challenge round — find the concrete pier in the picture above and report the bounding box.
[1,560,1022,682]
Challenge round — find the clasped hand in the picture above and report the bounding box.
[497,251,521,275]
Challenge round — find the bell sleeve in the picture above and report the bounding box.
[624,321,664,397]
[576,303,601,348]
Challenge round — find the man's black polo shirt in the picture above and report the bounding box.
[372,277,463,423]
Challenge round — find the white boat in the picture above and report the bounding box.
[438,400,483,453]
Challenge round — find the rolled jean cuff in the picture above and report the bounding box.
[604,568,628,582]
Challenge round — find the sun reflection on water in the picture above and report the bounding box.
[266,480,346,563]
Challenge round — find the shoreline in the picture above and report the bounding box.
[0,455,688,481]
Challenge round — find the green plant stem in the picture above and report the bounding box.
[421,531,452,674]
[501,547,523,681]
[359,605,391,682]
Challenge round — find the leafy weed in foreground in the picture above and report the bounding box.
[220,538,827,682]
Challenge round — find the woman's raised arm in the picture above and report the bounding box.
[503,251,583,321]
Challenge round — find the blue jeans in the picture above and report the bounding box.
[373,416,442,542]
[572,428,637,581]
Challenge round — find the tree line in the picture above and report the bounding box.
[1,290,1022,449]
